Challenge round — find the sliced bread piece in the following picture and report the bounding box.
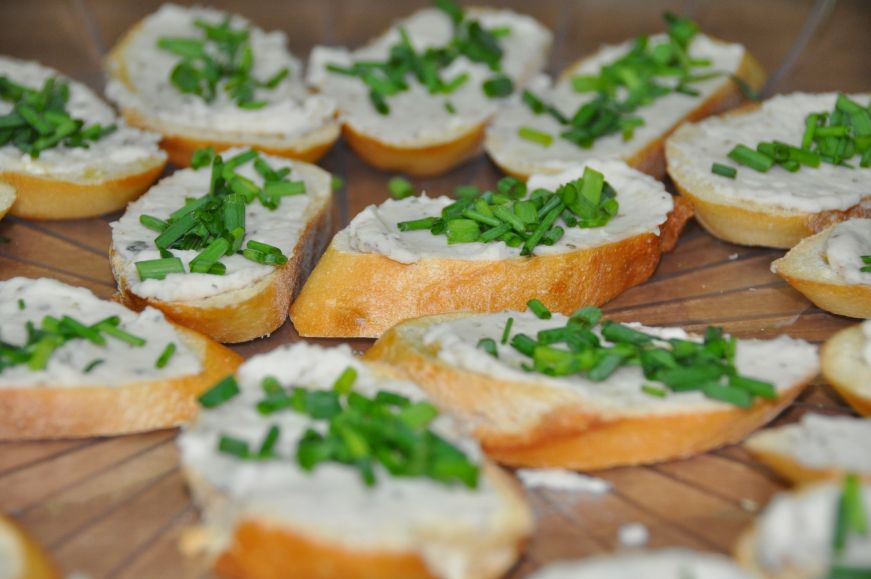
[307,4,552,176]
[530,549,751,579]
[744,413,871,485]
[0,514,58,579]
[0,56,166,220]
[106,4,340,167]
[735,479,871,579]
[290,160,693,338]
[667,93,871,249]
[0,182,14,220]
[111,148,333,343]
[0,277,242,440]
[821,323,871,417]
[178,342,532,579]
[772,219,871,318]
[485,15,765,181]
[366,308,818,469]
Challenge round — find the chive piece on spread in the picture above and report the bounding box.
[199,375,241,408]
[501,317,514,345]
[155,342,176,369]
[518,126,554,147]
[218,435,250,458]
[527,299,552,319]
[388,176,415,200]
[711,162,737,179]
[136,257,185,281]
[83,359,105,374]
[477,337,499,358]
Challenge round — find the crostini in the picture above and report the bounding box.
[106,4,339,166]
[530,550,751,579]
[290,160,692,338]
[178,342,532,579]
[667,93,871,249]
[366,305,818,469]
[0,277,241,440]
[0,514,58,579]
[0,56,166,220]
[307,1,552,175]
[111,147,333,343]
[485,13,765,180]
[821,322,871,416]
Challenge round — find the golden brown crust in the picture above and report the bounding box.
[0,515,60,579]
[3,159,166,220]
[821,325,871,417]
[0,325,242,441]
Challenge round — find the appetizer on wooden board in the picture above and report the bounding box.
[821,322,871,417]
[529,549,752,579]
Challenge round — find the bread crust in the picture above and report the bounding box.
[821,325,871,417]
[0,515,59,579]
[0,325,242,440]
[744,439,871,486]
[289,197,692,338]
[114,195,333,344]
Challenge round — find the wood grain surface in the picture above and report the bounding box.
[1,0,869,577]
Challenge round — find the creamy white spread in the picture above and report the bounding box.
[342,159,672,263]
[751,414,871,472]
[0,277,201,388]
[110,148,330,302]
[421,311,818,416]
[515,469,611,494]
[755,483,871,575]
[178,343,520,579]
[530,549,751,579]
[486,34,745,175]
[824,219,871,284]
[106,4,337,141]
[307,7,551,146]
[667,93,871,213]
[0,56,163,181]
[0,518,22,579]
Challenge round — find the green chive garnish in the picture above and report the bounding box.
[482,74,514,98]
[199,376,240,408]
[332,366,358,394]
[155,342,176,369]
[501,317,514,345]
[136,257,185,281]
[83,359,105,373]
[388,176,415,200]
[711,162,737,178]
[527,299,552,319]
[218,435,250,458]
[477,337,498,358]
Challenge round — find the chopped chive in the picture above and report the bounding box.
[728,375,776,399]
[397,217,439,232]
[155,342,176,369]
[701,383,753,408]
[388,176,415,200]
[642,384,667,398]
[94,320,147,347]
[477,337,498,358]
[218,435,250,458]
[482,75,513,98]
[60,316,106,345]
[331,175,345,191]
[199,375,240,408]
[445,219,479,244]
[518,126,553,147]
[527,299,552,319]
[83,359,105,373]
[728,144,775,172]
[711,162,737,178]
[257,425,281,457]
[139,214,168,232]
[501,317,514,345]
[17,298,25,310]
[332,366,358,394]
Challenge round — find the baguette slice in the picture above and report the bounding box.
[0,515,58,579]
[771,220,871,318]
[0,182,14,221]
[530,549,751,579]
[485,32,765,181]
[820,323,871,417]
[0,56,167,220]
[106,4,340,167]
[111,149,333,343]
[290,160,693,338]
[667,93,871,249]
[366,310,818,469]
[744,413,871,485]
[0,277,242,440]
[178,342,532,579]
[307,6,552,176]
[735,481,871,579]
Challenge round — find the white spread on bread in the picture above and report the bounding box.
[530,549,751,579]
[0,278,201,388]
[342,160,672,264]
[307,7,551,146]
[0,56,163,180]
[515,469,611,494]
[667,93,871,213]
[754,483,871,575]
[486,34,745,175]
[178,343,518,579]
[422,311,818,416]
[111,149,329,302]
[824,218,871,284]
[106,4,336,140]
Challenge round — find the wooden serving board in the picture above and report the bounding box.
[1,0,869,577]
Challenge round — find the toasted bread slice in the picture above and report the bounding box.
[735,481,871,579]
[0,514,58,579]
[821,324,871,417]
[0,277,242,440]
[106,4,340,167]
[111,150,333,343]
[667,93,871,249]
[178,343,532,579]
[0,56,166,220]
[771,220,871,319]
[290,160,693,338]
[0,182,15,220]
[366,311,818,469]
[307,6,552,176]
[485,32,764,181]
[530,549,751,579]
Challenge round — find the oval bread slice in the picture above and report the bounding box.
[0,514,58,579]
[530,549,751,579]
[365,310,818,469]
[667,93,871,249]
[0,182,15,221]
[106,4,340,167]
[290,160,693,338]
[307,6,552,176]
[821,323,871,417]
[178,342,532,579]
[0,277,242,440]
[0,56,167,220]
